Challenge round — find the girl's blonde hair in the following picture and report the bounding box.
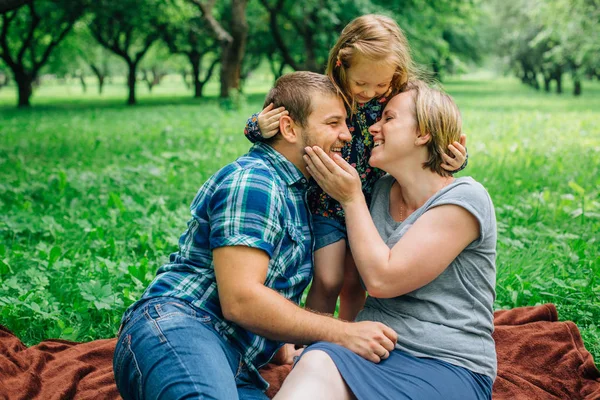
[326,14,419,111]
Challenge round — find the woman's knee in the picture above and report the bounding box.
[295,350,339,376]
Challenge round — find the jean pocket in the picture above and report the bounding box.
[154,301,212,323]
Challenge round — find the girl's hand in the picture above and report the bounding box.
[441,133,467,171]
[304,146,363,206]
[258,103,288,139]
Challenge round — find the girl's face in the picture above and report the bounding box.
[346,56,396,103]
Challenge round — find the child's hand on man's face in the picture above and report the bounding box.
[258,103,289,139]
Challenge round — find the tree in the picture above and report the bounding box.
[531,0,600,96]
[0,62,9,90]
[485,0,600,95]
[0,1,85,107]
[188,0,248,98]
[374,0,485,80]
[258,0,370,74]
[162,1,219,98]
[87,0,167,105]
[0,0,30,14]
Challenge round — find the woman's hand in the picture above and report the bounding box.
[258,103,288,139]
[303,146,363,206]
[441,133,467,171]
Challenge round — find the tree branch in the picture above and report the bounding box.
[0,12,18,67]
[17,2,40,64]
[261,0,300,70]
[201,54,219,85]
[0,0,31,14]
[187,0,232,44]
[34,19,76,74]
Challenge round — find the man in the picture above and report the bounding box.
[113,72,397,400]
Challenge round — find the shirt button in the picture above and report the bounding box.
[300,178,307,184]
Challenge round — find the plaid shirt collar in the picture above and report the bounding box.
[251,142,307,187]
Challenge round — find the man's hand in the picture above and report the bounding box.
[337,321,398,363]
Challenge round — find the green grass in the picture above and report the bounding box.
[0,75,599,367]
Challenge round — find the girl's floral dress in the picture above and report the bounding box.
[244,96,389,227]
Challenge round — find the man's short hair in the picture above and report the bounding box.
[263,72,339,130]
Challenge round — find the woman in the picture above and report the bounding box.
[275,81,496,400]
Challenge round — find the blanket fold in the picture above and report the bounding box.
[0,304,598,399]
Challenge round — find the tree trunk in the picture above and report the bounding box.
[574,80,581,96]
[181,69,191,89]
[89,64,106,95]
[555,75,562,94]
[190,52,203,98]
[127,62,137,105]
[15,71,33,108]
[79,73,87,93]
[219,0,248,98]
[98,75,105,95]
[544,76,551,92]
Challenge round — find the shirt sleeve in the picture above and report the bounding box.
[426,179,494,248]
[244,112,265,143]
[207,168,283,257]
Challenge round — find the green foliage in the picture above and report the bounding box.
[484,0,600,94]
[372,0,486,77]
[0,76,599,368]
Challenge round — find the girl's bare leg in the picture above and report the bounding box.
[274,350,356,400]
[305,240,346,315]
[338,251,366,321]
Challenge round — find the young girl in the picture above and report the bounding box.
[244,14,467,320]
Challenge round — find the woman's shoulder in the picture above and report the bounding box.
[439,177,492,204]
[428,177,496,225]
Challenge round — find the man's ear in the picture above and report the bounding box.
[415,133,431,146]
[279,115,299,143]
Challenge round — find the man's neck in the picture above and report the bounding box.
[270,141,309,178]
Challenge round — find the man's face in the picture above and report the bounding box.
[299,93,351,157]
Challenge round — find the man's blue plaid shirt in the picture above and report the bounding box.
[137,142,313,389]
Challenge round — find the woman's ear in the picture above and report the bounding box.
[279,115,299,143]
[415,133,431,146]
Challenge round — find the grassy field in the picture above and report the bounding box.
[0,75,599,365]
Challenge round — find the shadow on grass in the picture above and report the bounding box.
[0,93,268,114]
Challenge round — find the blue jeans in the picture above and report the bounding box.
[113,297,268,400]
[312,215,347,251]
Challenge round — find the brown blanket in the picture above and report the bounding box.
[0,304,598,399]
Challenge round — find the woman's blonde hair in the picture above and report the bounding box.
[326,14,419,112]
[407,81,463,177]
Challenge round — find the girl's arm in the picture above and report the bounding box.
[304,146,479,298]
[244,103,288,143]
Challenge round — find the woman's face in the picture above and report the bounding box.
[346,56,396,104]
[368,91,418,169]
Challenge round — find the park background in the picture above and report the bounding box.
[0,0,599,366]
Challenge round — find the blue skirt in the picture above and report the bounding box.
[301,342,493,400]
